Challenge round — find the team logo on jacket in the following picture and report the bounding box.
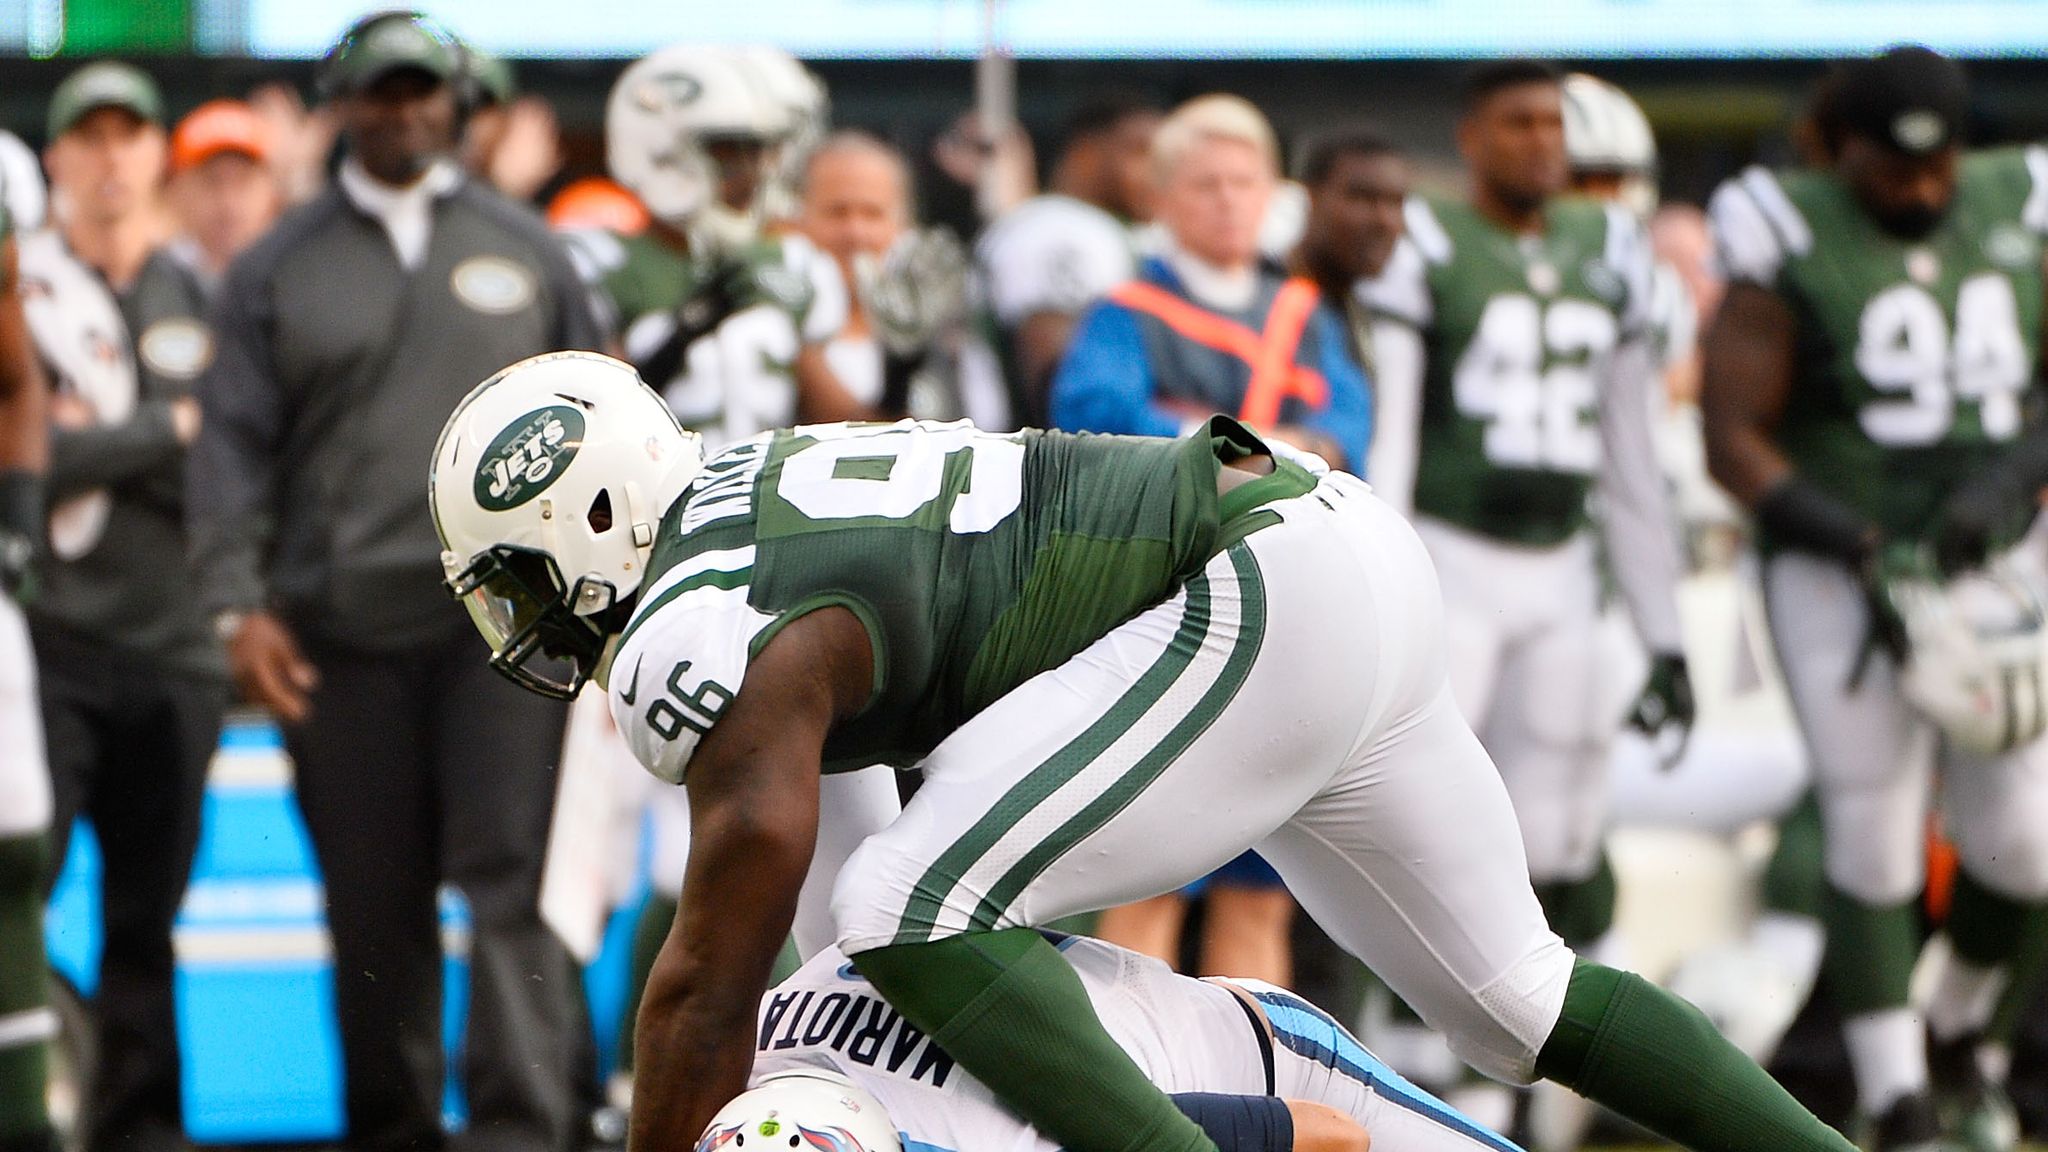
[451,256,537,315]
[138,319,213,380]
[474,404,585,511]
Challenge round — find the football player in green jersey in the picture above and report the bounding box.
[1703,46,2048,1152]
[432,352,1857,1152]
[0,204,57,1152]
[1360,60,1693,1044]
[561,42,856,450]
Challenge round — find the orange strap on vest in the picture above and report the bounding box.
[1107,277,1329,427]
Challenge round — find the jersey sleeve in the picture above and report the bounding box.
[1706,167,1811,289]
[607,566,773,785]
[1355,201,1439,330]
[1601,202,1658,337]
[980,202,1134,326]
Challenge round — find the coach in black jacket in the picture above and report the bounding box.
[187,14,600,1152]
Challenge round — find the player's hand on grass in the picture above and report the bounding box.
[1629,651,1695,768]
[226,609,319,724]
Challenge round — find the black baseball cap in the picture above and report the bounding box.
[319,11,462,98]
[1833,46,1968,157]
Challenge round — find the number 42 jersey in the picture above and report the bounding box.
[1363,194,1658,546]
[1708,147,2048,547]
[607,418,1316,783]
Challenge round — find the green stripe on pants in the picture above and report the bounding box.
[890,568,1217,944]
[968,545,1269,932]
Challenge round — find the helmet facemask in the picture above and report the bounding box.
[444,540,632,700]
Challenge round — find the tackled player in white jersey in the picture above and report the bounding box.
[733,931,1526,1152]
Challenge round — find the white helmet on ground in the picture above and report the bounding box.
[430,351,703,699]
[1893,559,2048,757]
[607,44,782,228]
[1562,73,1659,215]
[697,1071,901,1152]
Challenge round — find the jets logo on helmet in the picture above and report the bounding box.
[698,1073,900,1152]
[606,44,789,229]
[473,404,583,511]
[431,351,703,699]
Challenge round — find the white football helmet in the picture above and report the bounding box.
[607,44,782,228]
[730,45,831,220]
[430,351,703,698]
[697,1072,900,1152]
[1562,73,1659,216]
[1894,558,2048,757]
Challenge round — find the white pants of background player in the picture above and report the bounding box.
[756,937,1522,1152]
[1764,546,2048,1112]
[1412,516,1643,888]
[833,473,1576,1086]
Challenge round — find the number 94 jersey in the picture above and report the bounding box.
[1365,194,1655,546]
[607,418,1312,783]
[1708,147,2048,547]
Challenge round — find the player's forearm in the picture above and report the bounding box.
[46,400,184,496]
[630,801,815,1152]
[1700,418,1790,511]
[629,966,765,1152]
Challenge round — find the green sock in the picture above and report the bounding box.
[1947,871,2048,1045]
[1821,887,1919,1015]
[1537,958,1856,1152]
[1947,870,2038,968]
[1533,853,1618,947]
[854,929,1217,1152]
[0,833,50,1143]
[1762,793,1826,919]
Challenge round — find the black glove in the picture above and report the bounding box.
[1934,472,2028,578]
[1755,473,1880,568]
[1629,651,1696,768]
[636,257,759,389]
[1935,424,2048,577]
[0,469,43,604]
[1848,543,1918,690]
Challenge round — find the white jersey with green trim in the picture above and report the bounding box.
[750,937,1265,1152]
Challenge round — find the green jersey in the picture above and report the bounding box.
[608,417,1315,782]
[561,227,847,447]
[1366,194,1654,545]
[1709,150,2048,547]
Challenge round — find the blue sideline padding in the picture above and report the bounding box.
[46,716,648,1143]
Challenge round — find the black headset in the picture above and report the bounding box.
[315,8,484,115]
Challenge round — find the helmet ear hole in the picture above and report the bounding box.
[587,488,615,534]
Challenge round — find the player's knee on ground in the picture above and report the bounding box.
[1434,934,1576,1087]
[1284,1100,1369,1152]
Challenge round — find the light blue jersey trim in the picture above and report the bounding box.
[900,1136,957,1152]
[1251,991,1524,1152]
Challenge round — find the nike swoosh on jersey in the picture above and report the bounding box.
[619,656,643,705]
